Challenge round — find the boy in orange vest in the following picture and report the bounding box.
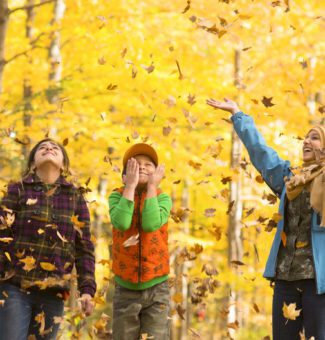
[109,143,172,339]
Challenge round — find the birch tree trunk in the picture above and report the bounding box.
[47,0,65,104]
[0,0,9,93]
[227,49,244,333]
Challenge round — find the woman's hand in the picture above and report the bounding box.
[206,98,240,115]
[123,158,139,189]
[148,164,165,188]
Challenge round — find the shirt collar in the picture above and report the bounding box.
[22,174,72,187]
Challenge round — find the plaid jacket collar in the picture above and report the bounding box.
[22,174,73,187]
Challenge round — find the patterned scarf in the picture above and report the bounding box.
[285,125,325,226]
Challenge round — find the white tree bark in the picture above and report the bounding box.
[48,0,65,104]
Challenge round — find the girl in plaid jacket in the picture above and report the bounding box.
[0,138,96,340]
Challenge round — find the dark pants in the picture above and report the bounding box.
[273,279,325,340]
[113,281,170,340]
[0,283,64,340]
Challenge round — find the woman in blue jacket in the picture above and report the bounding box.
[207,98,325,340]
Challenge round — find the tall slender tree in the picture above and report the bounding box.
[0,0,9,93]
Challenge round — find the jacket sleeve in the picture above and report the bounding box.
[0,183,20,277]
[142,193,172,232]
[232,111,291,195]
[108,191,134,231]
[74,193,96,297]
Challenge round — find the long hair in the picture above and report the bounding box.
[22,138,70,177]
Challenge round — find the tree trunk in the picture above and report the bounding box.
[22,0,35,159]
[227,49,244,334]
[47,0,65,104]
[172,180,190,340]
[0,0,9,93]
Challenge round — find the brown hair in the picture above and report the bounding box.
[23,138,70,177]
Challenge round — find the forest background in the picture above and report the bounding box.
[0,0,324,339]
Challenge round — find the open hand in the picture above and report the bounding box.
[148,164,165,187]
[123,158,139,188]
[206,98,240,115]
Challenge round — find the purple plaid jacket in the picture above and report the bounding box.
[0,174,96,297]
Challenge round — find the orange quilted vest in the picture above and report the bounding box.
[112,187,170,283]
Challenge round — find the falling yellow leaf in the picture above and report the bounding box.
[5,213,15,227]
[93,296,106,305]
[282,302,301,320]
[123,234,139,247]
[172,293,183,304]
[45,186,58,197]
[255,175,264,183]
[272,213,283,223]
[26,198,38,205]
[71,215,85,228]
[40,262,57,271]
[57,230,68,243]
[227,320,239,330]
[281,231,287,247]
[20,256,36,272]
[4,252,11,261]
[188,160,202,170]
[296,241,308,249]
[34,311,45,335]
[0,237,13,243]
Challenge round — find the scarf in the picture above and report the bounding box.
[285,125,325,226]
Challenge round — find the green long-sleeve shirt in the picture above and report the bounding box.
[109,190,172,289]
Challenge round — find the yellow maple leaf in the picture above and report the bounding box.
[40,262,57,271]
[20,256,36,272]
[272,213,283,223]
[282,302,301,320]
[71,215,85,228]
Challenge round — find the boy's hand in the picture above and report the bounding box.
[206,98,240,115]
[148,164,165,188]
[124,158,139,188]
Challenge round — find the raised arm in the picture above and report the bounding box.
[206,98,291,195]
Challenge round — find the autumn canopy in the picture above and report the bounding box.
[0,0,324,338]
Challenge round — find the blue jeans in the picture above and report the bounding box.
[273,279,325,340]
[0,283,64,340]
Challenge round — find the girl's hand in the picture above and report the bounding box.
[148,164,165,188]
[79,294,95,316]
[206,98,240,115]
[123,158,139,188]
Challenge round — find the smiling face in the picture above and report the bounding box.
[33,141,64,170]
[303,129,322,162]
[134,154,156,185]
